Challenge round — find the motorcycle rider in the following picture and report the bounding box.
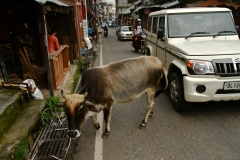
[132,19,146,44]
[103,25,108,33]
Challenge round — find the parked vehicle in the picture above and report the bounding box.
[146,7,240,111]
[117,26,133,41]
[132,32,146,54]
[109,21,114,27]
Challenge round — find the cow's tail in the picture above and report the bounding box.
[154,73,168,98]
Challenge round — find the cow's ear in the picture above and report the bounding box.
[85,101,98,112]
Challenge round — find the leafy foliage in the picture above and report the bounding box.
[77,58,86,73]
[12,138,28,160]
[72,58,86,92]
[45,96,60,110]
[41,96,61,126]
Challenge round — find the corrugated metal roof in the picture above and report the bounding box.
[119,8,131,14]
[160,0,179,8]
[132,0,179,13]
[35,0,69,6]
[134,0,141,5]
[195,0,240,9]
[129,5,135,9]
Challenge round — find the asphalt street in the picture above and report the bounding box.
[71,27,240,160]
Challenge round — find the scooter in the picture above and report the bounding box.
[132,32,147,54]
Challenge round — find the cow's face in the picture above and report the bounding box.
[61,91,98,138]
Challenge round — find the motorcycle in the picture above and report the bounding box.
[132,32,147,54]
[103,29,108,37]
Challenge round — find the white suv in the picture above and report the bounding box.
[146,7,240,111]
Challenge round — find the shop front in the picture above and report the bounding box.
[0,0,84,95]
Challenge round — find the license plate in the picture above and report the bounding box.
[224,82,240,90]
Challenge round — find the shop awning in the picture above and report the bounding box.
[160,0,179,8]
[134,0,142,5]
[132,0,179,13]
[119,6,132,15]
[133,5,143,13]
[35,0,76,6]
[129,5,135,10]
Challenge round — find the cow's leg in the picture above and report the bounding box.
[102,107,112,139]
[91,115,100,130]
[89,105,104,130]
[139,89,155,129]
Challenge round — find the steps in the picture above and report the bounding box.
[0,88,45,159]
[0,63,85,159]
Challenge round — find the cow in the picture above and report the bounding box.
[61,56,166,139]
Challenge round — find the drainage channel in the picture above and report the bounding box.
[27,121,71,160]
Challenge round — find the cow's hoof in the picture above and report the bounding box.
[149,112,153,117]
[102,132,109,139]
[139,124,146,130]
[95,123,100,130]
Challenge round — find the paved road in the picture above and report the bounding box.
[71,27,240,160]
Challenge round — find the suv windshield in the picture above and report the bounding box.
[168,12,237,38]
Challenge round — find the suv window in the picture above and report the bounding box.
[152,17,158,34]
[147,17,152,32]
[159,16,165,36]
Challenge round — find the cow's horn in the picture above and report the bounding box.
[84,92,88,98]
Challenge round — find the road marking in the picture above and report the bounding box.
[94,35,104,160]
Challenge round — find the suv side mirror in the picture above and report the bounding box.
[236,26,239,33]
[157,29,164,40]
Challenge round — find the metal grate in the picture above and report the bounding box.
[27,121,70,160]
[212,58,240,77]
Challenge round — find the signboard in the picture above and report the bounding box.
[82,20,88,38]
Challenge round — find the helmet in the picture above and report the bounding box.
[137,19,141,22]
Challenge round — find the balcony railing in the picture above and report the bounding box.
[49,45,69,89]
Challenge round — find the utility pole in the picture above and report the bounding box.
[94,0,98,38]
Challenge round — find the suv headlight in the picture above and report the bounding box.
[186,60,215,75]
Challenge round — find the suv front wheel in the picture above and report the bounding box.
[169,72,191,111]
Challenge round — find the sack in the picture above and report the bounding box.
[19,79,44,100]
[84,37,92,50]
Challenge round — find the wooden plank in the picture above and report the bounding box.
[68,44,74,63]
[27,126,49,159]
[49,45,68,59]
[62,46,69,69]
[19,49,32,71]
[19,38,31,64]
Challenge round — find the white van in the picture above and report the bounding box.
[146,7,240,111]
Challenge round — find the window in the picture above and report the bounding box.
[158,16,165,36]
[168,12,236,38]
[147,17,152,32]
[152,17,158,34]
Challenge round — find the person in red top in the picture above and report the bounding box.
[48,28,60,54]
